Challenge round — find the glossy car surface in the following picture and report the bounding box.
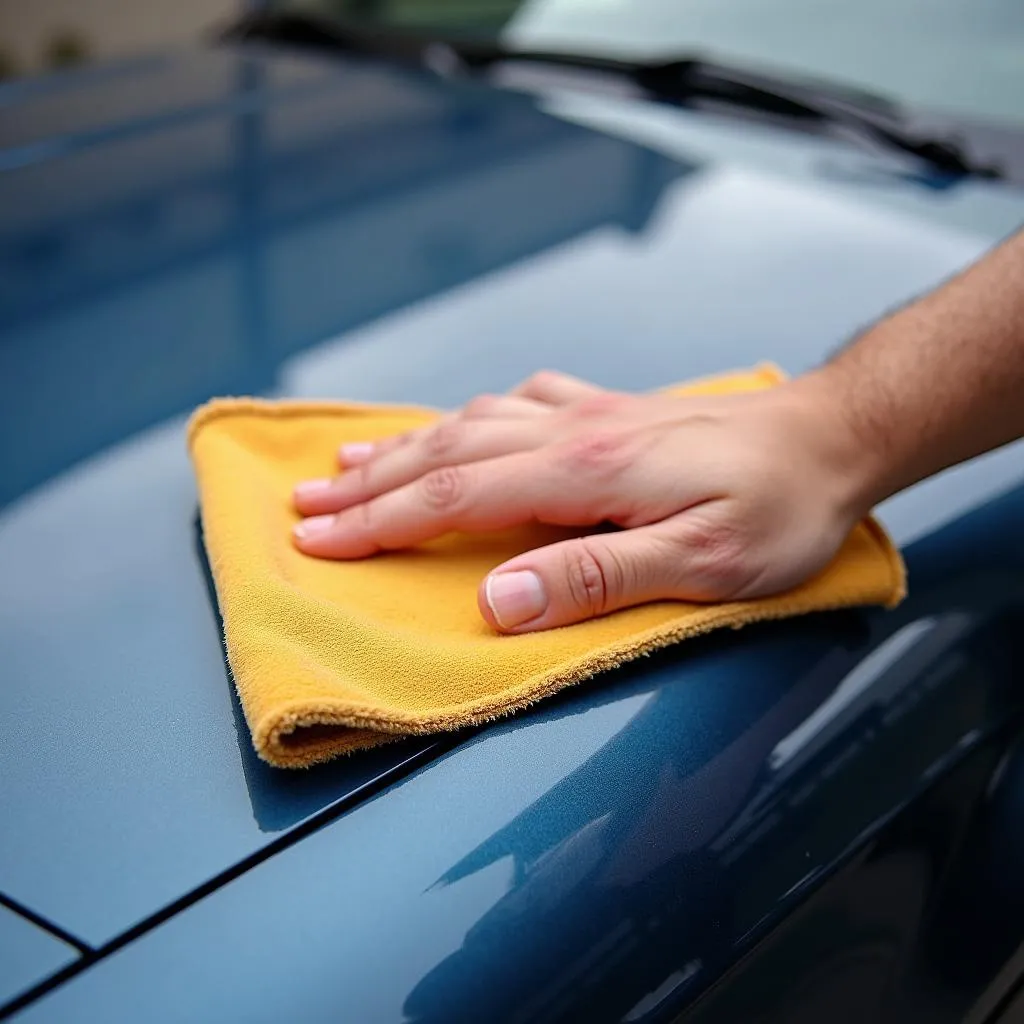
[1,34,1024,1023]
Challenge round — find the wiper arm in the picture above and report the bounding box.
[224,10,1002,180]
[453,42,1001,179]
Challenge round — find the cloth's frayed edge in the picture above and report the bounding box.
[187,397,438,450]
[255,567,906,769]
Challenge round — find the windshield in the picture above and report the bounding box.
[278,0,1024,129]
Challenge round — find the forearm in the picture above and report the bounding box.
[799,227,1024,513]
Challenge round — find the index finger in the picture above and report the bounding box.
[292,449,601,559]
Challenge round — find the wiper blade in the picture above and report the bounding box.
[224,10,1002,180]
[453,43,1002,180]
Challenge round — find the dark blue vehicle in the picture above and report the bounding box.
[2,3,1024,1021]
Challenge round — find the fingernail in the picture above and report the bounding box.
[293,514,336,540]
[485,571,547,629]
[294,478,334,501]
[339,442,375,465]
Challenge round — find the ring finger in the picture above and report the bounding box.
[337,394,552,468]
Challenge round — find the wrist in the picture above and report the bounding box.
[785,367,896,521]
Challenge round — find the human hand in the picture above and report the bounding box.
[292,371,869,633]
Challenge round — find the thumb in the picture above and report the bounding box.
[478,520,736,633]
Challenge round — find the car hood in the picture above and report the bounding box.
[2,44,1024,951]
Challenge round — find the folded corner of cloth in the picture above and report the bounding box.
[187,364,906,768]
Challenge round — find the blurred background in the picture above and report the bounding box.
[2,0,1021,129]
[0,0,240,78]
[0,1,513,80]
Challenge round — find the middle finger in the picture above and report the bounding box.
[296,416,550,517]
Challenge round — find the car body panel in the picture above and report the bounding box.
[688,730,1024,1024]
[13,484,1024,1022]
[0,46,689,945]
[0,910,77,1009]
[0,46,680,507]
[3,40,1024,1019]
[531,87,1024,239]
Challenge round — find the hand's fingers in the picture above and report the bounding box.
[460,394,551,420]
[292,443,642,558]
[336,396,550,469]
[510,370,607,406]
[299,415,552,516]
[477,510,756,632]
[339,430,416,468]
[296,421,702,557]
[296,418,547,517]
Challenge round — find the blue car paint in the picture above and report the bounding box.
[0,47,691,947]
[0,47,681,507]
[0,910,77,1009]
[13,484,1024,1023]
[1,41,1024,1019]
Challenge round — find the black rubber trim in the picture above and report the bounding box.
[0,735,460,1020]
[0,892,92,955]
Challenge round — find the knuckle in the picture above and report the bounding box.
[571,393,626,418]
[556,430,632,477]
[422,419,465,460]
[527,369,558,389]
[351,461,374,496]
[461,394,500,419]
[680,515,742,556]
[357,497,376,533]
[674,515,758,596]
[680,411,718,429]
[563,539,614,617]
[382,431,415,453]
[419,466,465,513]
[515,370,559,396]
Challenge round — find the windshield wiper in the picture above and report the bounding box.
[226,10,1002,180]
[454,42,1003,180]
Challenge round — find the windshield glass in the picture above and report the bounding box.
[278,0,1024,128]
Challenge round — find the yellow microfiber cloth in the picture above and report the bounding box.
[188,364,905,768]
